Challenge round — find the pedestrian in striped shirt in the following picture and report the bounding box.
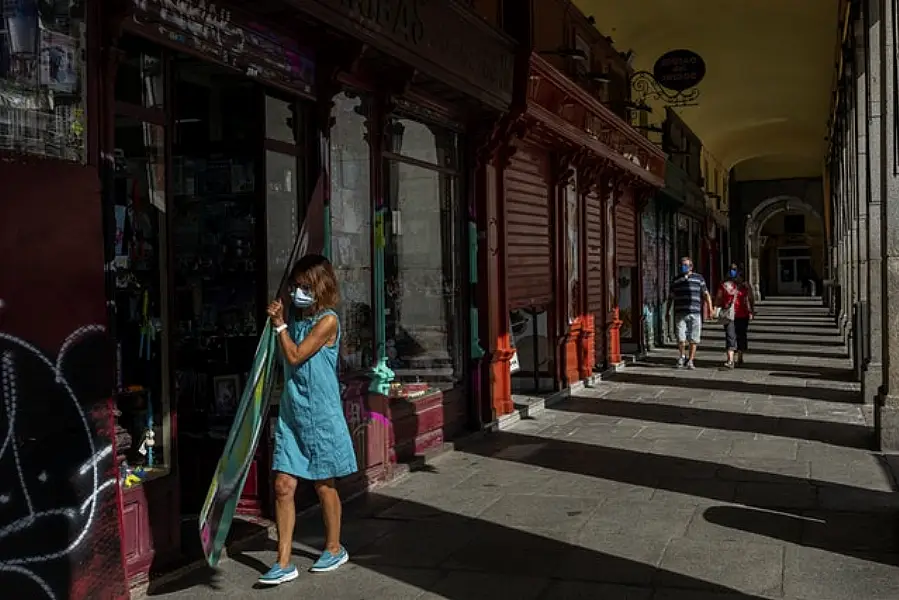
[666,256,714,369]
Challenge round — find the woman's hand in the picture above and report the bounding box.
[267,299,285,327]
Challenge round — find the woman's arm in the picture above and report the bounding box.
[276,314,338,367]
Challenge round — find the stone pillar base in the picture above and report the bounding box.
[876,396,899,451]
[862,363,883,405]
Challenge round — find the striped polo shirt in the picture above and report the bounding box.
[669,273,708,315]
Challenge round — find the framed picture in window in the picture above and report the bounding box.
[213,374,240,416]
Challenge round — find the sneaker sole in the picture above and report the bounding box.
[309,552,349,573]
[258,570,299,586]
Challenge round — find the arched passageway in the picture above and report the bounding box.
[745,196,826,299]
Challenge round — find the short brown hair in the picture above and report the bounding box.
[289,254,340,313]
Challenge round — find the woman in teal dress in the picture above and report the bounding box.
[260,254,358,586]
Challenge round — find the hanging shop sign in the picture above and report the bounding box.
[652,49,706,92]
[295,0,514,110]
[129,0,316,96]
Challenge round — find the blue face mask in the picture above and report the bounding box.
[290,287,315,308]
[680,264,690,274]
[729,269,738,278]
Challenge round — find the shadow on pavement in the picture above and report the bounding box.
[456,431,899,567]
[633,355,855,383]
[552,395,873,449]
[608,372,860,404]
[147,487,773,599]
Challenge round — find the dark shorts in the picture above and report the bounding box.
[724,318,750,351]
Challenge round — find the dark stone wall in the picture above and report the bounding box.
[729,176,825,263]
[0,159,128,600]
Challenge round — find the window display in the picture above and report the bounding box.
[170,67,261,442]
[330,92,374,375]
[115,36,164,109]
[0,0,86,160]
[111,116,171,487]
[383,115,463,390]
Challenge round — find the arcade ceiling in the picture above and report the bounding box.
[573,0,844,181]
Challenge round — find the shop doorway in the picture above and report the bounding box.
[618,266,638,343]
[510,307,556,395]
[777,247,810,295]
[110,34,312,572]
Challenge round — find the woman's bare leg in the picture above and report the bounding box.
[314,479,342,554]
[274,473,298,567]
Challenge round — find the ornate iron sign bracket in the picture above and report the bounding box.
[631,71,700,107]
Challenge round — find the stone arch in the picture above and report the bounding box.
[744,195,824,299]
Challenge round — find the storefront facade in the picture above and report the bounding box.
[484,53,665,416]
[2,0,514,594]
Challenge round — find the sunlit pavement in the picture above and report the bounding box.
[150,298,899,599]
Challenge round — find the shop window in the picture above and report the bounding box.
[618,266,635,340]
[264,94,297,145]
[264,94,304,300]
[385,116,458,169]
[171,60,260,453]
[566,178,580,323]
[112,116,171,486]
[384,116,463,389]
[330,92,374,374]
[0,0,87,160]
[115,36,164,109]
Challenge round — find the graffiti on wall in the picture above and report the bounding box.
[343,394,390,439]
[0,322,127,600]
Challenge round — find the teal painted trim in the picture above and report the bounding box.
[369,208,394,393]
[468,222,478,284]
[323,204,331,260]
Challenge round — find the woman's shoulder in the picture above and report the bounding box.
[314,309,339,323]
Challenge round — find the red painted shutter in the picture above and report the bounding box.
[615,190,638,267]
[505,142,552,308]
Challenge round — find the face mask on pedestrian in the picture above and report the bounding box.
[729,269,738,278]
[290,286,315,308]
[680,263,691,274]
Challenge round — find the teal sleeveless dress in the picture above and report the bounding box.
[272,310,358,481]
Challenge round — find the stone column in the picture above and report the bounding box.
[847,111,858,316]
[877,0,899,449]
[856,14,869,309]
[837,151,848,328]
[863,0,883,405]
[846,77,857,316]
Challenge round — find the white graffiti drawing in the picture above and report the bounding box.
[0,324,113,600]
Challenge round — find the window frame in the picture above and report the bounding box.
[380,110,467,389]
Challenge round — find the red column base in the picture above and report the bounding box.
[607,308,623,365]
[490,347,515,417]
[578,314,595,379]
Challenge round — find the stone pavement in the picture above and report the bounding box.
[148,298,899,599]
